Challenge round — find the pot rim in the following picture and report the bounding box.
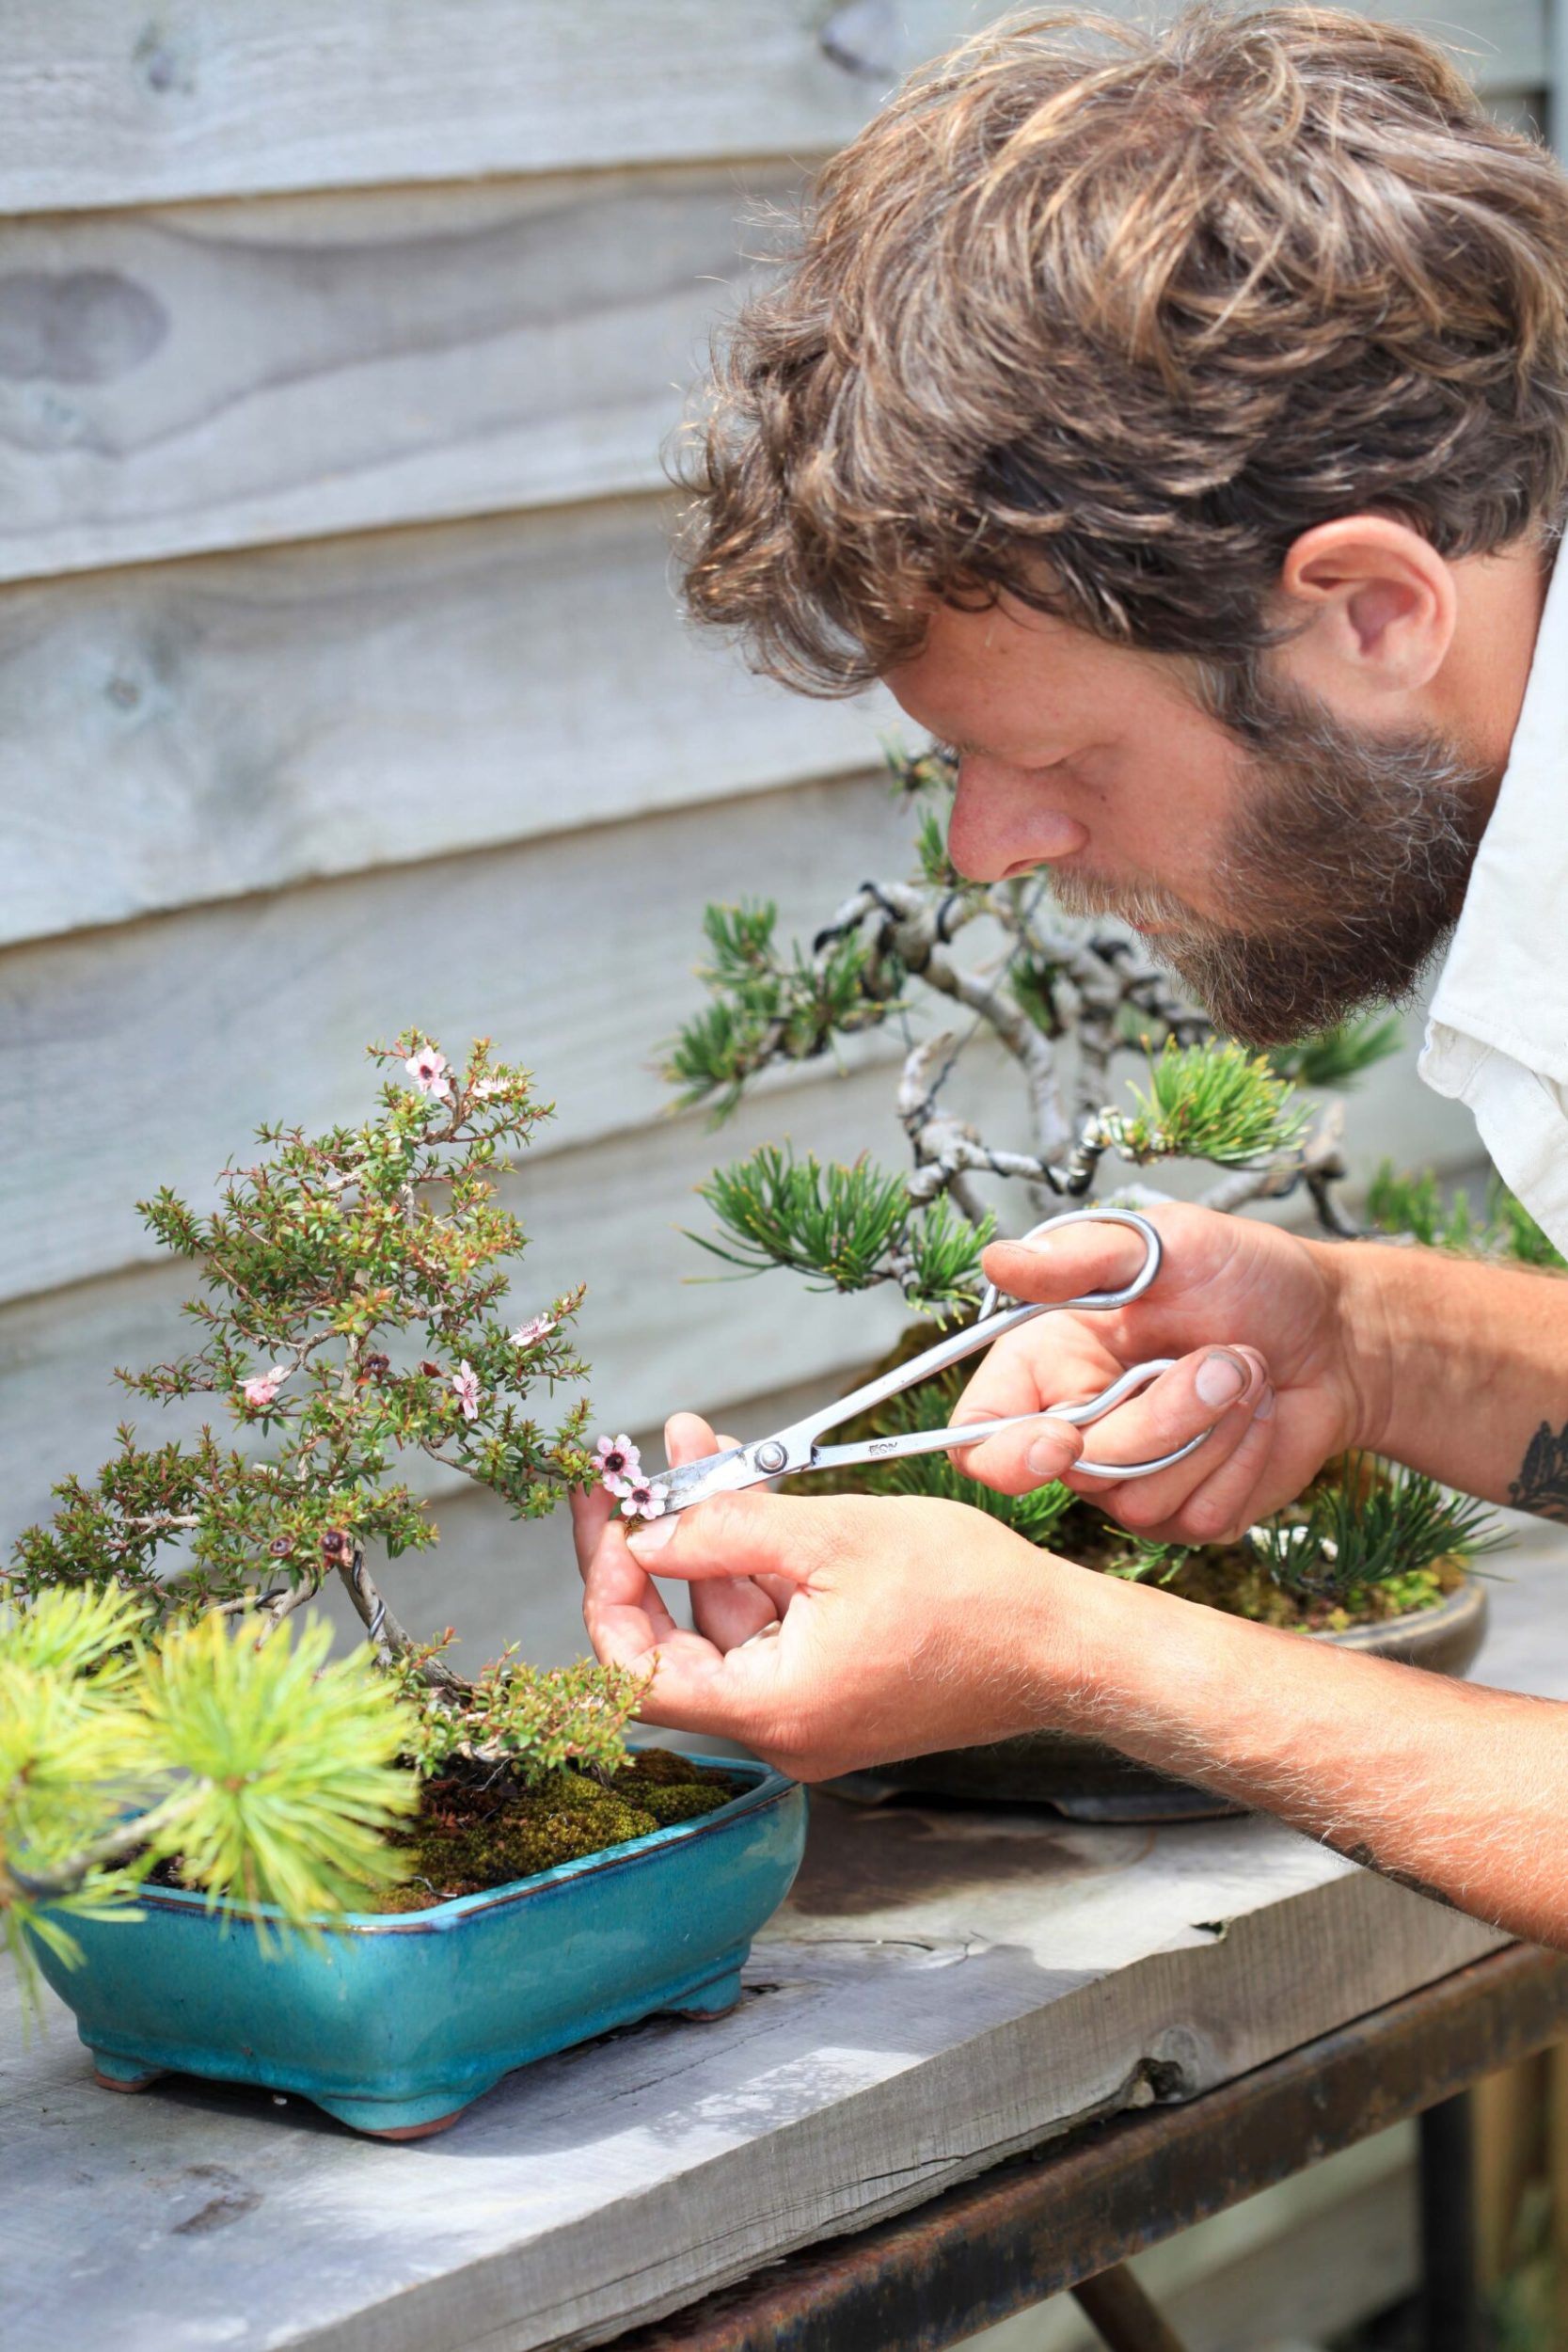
[126,1747,792,1937]
[1311,1566,1487,1647]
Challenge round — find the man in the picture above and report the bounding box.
[573,6,1568,1943]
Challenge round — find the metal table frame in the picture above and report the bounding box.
[610,1942,1568,2352]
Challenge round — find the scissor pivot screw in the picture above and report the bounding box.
[754,1440,788,1473]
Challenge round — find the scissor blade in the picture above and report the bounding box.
[810,1408,1066,1474]
[657,1443,780,1515]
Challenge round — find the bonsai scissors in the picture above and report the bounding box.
[657,1207,1208,1514]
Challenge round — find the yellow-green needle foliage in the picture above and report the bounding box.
[137,1612,418,1927]
[1,1590,417,2003]
[1108,1041,1308,1169]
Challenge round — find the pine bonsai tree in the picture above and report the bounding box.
[668,747,1513,1625]
[0,1587,416,1996]
[4,1034,729,1979]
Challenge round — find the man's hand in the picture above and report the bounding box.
[570,1427,1074,1780]
[952,1202,1370,1545]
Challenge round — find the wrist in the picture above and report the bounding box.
[1023,1550,1317,1782]
[1310,1232,1401,1457]
[1021,1549,1180,1733]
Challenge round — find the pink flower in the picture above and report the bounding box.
[451,1360,482,1422]
[619,1478,670,1522]
[510,1315,556,1349]
[404,1045,451,1098]
[241,1364,289,1410]
[594,1433,641,1488]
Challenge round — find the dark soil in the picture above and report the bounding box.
[374,1748,743,1913]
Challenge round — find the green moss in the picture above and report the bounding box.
[631,1781,737,1826]
[375,1749,739,1913]
[1156,1550,1457,1632]
[610,1746,743,1826]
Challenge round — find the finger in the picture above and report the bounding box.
[625,1487,829,1588]
[949,1409,1085,1496]
[1120,1385,1279,1549]
[1074,1346,1269,1526]
[581,1535,685,1659]
[629,1629,785,1736]
[658,1417,781,1646]
[979,1218,1152,1309]
[751,1572,800,1614]
[692,1578,782,1648]
[664,1410,723,1468]
[569,1476,618,1583]
[950,1321,1119,1493]
[578,1504,740,1706]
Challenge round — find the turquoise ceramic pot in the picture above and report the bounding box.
[36,1753,805,2138]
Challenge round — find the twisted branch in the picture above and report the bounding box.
[339,1544,463,1688]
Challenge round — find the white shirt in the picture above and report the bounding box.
[1419,548,1568,1250]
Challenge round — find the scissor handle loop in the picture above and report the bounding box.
[977,1205,1162,1323]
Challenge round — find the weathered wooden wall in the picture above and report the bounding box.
[0,2,1521,1662]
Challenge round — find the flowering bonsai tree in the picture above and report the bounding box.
[5,1035,728,1967]
[668,748,1513,1623]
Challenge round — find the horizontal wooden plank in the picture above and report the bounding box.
[0,51,1545,585]
[0,167,800,583]
[0,2,1539,215]
[0,1058,922,1560]
[0,1829,1506,2351]
[0,1,994,213]
[0,498,894,950]
[0,765,927,1306]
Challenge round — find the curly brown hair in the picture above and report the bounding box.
[679,6,1568,693]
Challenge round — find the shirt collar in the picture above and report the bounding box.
[1426,545,1568,1088]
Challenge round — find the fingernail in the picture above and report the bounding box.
[1026,1433,1071,1477]
[1195,1350,1249,1409]
[626,1515,678,1556]
[1252,1384,1276,1422]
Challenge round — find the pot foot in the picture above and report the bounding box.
[353,2109,468,2141]
[311,2087,478,2138]
[671,1965,745,2022]
[91,2051,166,2094]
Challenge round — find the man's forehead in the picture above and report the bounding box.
[886,595,1188,749]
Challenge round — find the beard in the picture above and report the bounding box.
[1048,670,1492,1045]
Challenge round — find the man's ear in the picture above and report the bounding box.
[1275,516,1457,714]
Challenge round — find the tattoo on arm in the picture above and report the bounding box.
[1509,1420,1568,1523]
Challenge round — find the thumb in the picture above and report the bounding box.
[626,1487,826,1587]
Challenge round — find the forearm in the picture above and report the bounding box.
[1052,1563,1567,1943]
[1333,1238,1568,1512]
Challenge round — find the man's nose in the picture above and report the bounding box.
[946,757,1090,882]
